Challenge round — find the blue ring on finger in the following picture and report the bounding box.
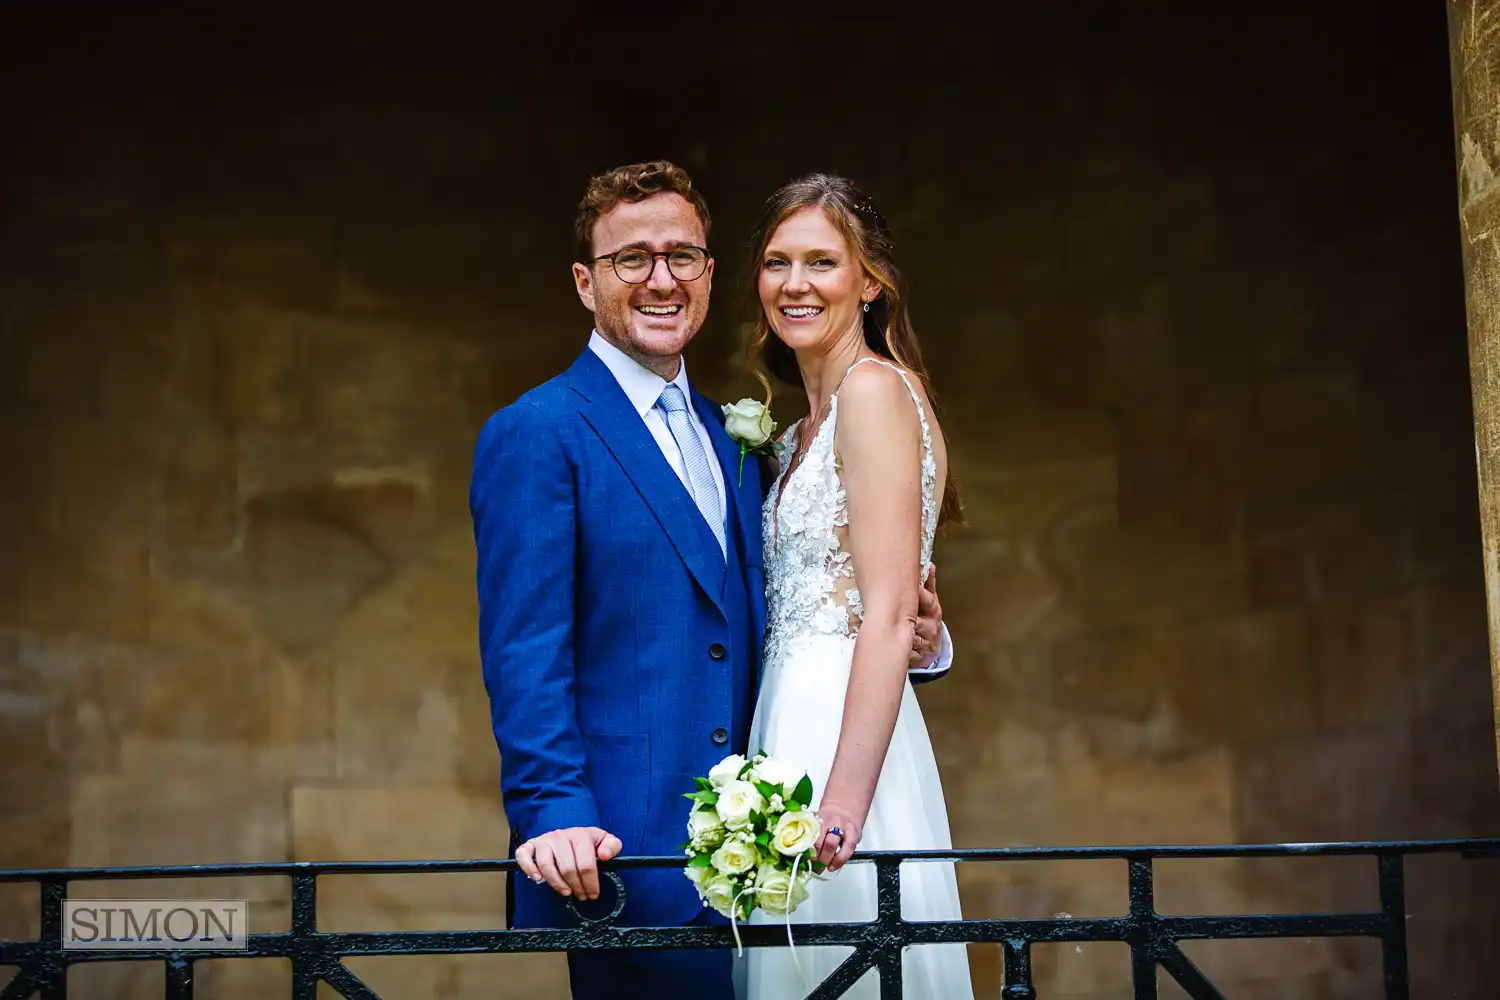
[829,827,842,837]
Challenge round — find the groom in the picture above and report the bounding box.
[469,160,949,999]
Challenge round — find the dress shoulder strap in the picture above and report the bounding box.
[834,357,938,556]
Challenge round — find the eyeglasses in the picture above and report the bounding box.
[589,245,711,284]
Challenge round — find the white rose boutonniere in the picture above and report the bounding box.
[721,398,782,486]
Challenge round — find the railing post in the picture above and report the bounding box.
[875,856,904,1000]
[1378,852,1410,1000]
[1001,938,1037,999]
[290,873,318,1000]
[1126,858,1158,1000]
[164,956,193,1000]
[38,879,65,1000]
[1447,0,1500,780]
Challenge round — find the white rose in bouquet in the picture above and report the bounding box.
[714,780,765,831]
[701,874,739,919]
[710,839,759,876]
[684,864,711,890]
[687,806,726,850]
[770,810,821,857]
[754,862,811,916]
[707,754,748,789]
[754,755,804,794]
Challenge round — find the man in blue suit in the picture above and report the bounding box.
[470,160,950,999]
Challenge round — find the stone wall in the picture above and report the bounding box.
[1,9,1497,998]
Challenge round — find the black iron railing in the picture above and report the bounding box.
[3,838,1498,999]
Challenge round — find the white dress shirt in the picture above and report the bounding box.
[589,331,728,554]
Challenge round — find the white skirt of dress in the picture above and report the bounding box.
[738,633,974,1000]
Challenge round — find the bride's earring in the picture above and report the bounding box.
[863,301,870,313]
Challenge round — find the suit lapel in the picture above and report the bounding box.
[570,351,727,610]
[694,390,763,570]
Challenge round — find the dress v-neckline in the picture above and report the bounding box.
[767,356,872,548]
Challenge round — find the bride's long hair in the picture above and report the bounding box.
[746,172,963,527]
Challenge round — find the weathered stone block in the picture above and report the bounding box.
[290,785,509,924]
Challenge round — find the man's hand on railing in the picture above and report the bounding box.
[514,827,622,903]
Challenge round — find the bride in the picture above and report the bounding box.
[742,174,974,1000]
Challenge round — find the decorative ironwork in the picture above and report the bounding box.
[2,838,1497,999]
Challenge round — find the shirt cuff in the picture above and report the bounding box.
[908,623,953,683]
[934,622,954,671]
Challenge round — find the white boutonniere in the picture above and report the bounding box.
[721,399,782,486]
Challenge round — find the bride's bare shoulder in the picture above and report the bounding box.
[836,359,919,413]
[836,359,948,483]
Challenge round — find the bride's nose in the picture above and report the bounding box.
[783,263,812,295]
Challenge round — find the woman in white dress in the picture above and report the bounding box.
[743,174,974,1000]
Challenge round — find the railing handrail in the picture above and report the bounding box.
[3,836,1496,881]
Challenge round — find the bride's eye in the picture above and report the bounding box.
[811,257,837,270]
[763,258,788,271]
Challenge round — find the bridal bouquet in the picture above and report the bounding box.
[681,751,822,925]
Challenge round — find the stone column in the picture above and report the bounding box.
[1449,0,1500,774]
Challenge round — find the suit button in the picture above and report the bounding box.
[711,727,729,745]
[709,642,727,660]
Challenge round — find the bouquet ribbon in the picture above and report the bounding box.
[727,853,811,987]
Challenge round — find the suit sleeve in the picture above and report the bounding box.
[470,401,599,839]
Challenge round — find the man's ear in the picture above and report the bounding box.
[573,262,596,313]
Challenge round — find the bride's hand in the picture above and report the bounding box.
[814,805,863,872]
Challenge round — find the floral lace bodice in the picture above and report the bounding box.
[761,358,938,667]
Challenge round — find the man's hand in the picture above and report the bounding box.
[514,827,622,902]
[908,564,943,668]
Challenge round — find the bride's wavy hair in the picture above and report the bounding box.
[746,172,962,527]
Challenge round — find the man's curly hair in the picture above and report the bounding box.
[574,160,712,264]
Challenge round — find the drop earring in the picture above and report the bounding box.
[863,301,870,313]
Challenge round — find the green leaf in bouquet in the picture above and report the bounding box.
[738,759,756,780]
[749,810,766,833]
[755,832,771,847]
[694,776,714,792]
[791,775,813,807]
[682,789,719,806]
[754,780,780,802]
[688,853,714,868]
[677,839,691,851]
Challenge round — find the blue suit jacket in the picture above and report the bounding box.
[471,347,767,929]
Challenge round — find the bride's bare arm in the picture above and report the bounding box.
[816,362,926,870]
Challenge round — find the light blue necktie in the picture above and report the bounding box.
[655,383,726,558]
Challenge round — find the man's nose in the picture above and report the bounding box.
[645,256,678,292]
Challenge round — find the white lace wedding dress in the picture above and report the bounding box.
[743,358,974,1000]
